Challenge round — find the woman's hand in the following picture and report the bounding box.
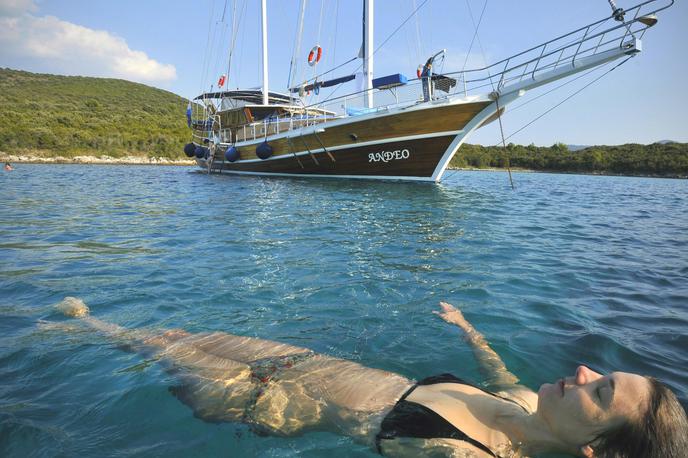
[434,301,521,387]
[433,302,472,331]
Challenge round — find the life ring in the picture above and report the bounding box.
[308,45,322,67]
[416,64,423,78]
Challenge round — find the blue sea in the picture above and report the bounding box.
[1,165,686,457]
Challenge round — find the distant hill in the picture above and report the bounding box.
[451,142,688,177]
[1,69,686,176]
[0,68,189,158]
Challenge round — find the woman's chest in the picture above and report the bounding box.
[403,383,517,456]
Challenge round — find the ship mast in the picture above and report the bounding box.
[363,0,374,108]
[261,0,269,105]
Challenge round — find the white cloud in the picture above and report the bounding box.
[0,11,176,84]
[0,0,36,17]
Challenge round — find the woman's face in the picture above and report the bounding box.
[536,365,649,449]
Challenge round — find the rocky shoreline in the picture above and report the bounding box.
[2,153,683,179]
[0,152,195,166]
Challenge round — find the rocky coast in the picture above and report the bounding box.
[0,152,194,166]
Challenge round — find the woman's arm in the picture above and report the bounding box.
[433,302,519,387]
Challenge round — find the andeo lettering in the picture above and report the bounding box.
[368,148,410,163]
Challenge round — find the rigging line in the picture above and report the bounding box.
[403,16,414,71]
[314,0,326,101]
[299,57,358,86]
[225,0,239,90]
[495,96,515,189]
[206,8,224,90]
[491,56,632,147]
[210,19,227,88]
[372,0,431,58]
[235,0,249,89]
[317,0,325,42]
[220,0,229,22]
[199,0,218,94]
[210,6,229,84]
[213,13,231,83]
[332,0,339,72]
[288,0,308,93]
[461,0,488,73]
[313,0,431,105]
[298,0,431,90]
[227,0,244,85]
[411,0,423,65]
[464,0,494,91]
[507,61,611,114]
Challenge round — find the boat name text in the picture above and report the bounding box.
[368,148,410,163]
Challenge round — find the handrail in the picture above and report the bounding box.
[189,0,673,147]
[449,0,672,81]
[444,0,672,92]
[298,0,672,111]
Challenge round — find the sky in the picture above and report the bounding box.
[1,0,686,146]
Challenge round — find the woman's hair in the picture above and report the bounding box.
[594,377,688,458]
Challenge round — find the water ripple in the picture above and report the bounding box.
[1,166,686,456]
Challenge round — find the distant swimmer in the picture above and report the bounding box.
[4,162,12,171]
[56,297,688,457]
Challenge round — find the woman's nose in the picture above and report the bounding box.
[575,365,602,385]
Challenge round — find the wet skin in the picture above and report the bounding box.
[537,365,650,450]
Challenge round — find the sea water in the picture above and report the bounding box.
[1,165,686,457]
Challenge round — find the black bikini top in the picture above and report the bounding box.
[375,373,527,457]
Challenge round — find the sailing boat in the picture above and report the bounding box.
[184,0,673,182]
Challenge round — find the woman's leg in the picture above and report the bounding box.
[148,331,413,442]
[56,298,409,441]
[171,331,313,363]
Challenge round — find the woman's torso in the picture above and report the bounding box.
[377,375,537,457]
[143,331,537,456]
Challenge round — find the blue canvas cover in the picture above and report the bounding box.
[372,73,408,90]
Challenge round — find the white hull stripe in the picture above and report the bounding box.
[211,130,461,164]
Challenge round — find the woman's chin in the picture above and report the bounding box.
[538,382,555,398]
[535,383,555,413]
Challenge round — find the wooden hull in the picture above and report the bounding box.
[195,98,495,181]
[204,135,456,179]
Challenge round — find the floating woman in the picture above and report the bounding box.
[56,297,687,457]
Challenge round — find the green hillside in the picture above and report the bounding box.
[1,68,685,176]
[0,68,190,158]
[450,142,688,177]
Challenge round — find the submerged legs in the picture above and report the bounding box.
[145,330,412,440]
[56,299,411,444]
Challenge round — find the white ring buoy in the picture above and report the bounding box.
[308,45,322,67]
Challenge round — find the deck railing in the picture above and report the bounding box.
[191,0,672,147]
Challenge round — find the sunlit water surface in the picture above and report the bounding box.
[1,165,686,457]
